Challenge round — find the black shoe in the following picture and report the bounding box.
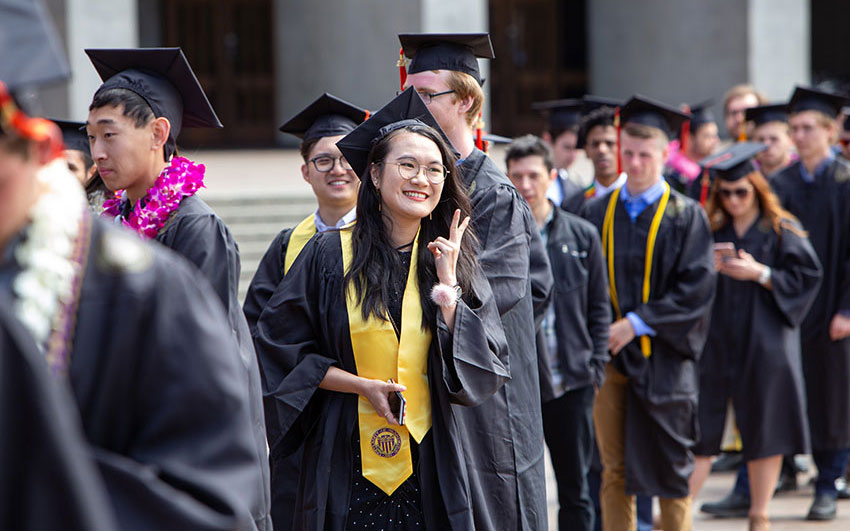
[711,452,743,472]
[806,494,837,521]
[700,490,750,518]
[837,477,850,500]
[774,471,798,494]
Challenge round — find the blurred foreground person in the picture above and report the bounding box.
[690,143,821,531]
[255,88,508,530]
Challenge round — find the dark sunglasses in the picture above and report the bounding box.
[719,187,752,199]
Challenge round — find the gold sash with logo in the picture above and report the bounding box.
[339,226,432,495]
[283,215,317,275]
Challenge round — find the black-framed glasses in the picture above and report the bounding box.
[379,160,448,184]
[397,89,456,105]
[719,187,752,199]
[309,155,352,172]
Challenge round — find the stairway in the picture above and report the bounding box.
[201,191,317,302]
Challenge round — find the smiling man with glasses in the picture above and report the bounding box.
[243,92,368,530]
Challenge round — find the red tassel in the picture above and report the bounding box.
[699,168,710,207]
[475,111,486,152]
[0,80,64,161]
[681,119,691,157]
[398,48,407,92]
[364,110,371,121]
[614,107,622,175]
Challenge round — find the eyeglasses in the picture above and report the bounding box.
[719,187,752,199]
[309,155,352,172]
[397,89,456,105]
[379,160,448,184]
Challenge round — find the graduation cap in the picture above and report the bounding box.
[787,86,848,117]
[582,95,622,117]
[531,99,582,132]
[336,87,451,180]
[0,0,70,97]
[399,33,494,86]
[699,142,767,182]
[52,120,90,155]
[745,104,788,127]
[481,132,512,144]
[687,100,716,131]
[86,48,222,156]
[619,95,689,138]
[279,93,368,142]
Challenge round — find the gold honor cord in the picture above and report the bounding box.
[283,215,318,275]
[340,226,432,495]
[601,182,670,358]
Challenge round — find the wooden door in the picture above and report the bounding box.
[489,0,587,137]
[164,0,275,147]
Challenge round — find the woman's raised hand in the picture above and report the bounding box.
[427,209,470,287]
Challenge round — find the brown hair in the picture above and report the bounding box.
[705,170,806,237]
[723,84,767,115]
[622,123,667,149]
[445,70,484,128]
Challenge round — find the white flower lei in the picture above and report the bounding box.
[13,158,88,354]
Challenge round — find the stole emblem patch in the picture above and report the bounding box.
[371,427,402,458]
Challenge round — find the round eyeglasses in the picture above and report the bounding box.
[309,155,352,172]
[380,160,448,184]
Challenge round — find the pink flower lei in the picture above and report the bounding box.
[102,156,206,238]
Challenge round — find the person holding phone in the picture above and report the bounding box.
[689,143,822,531]
[254,88,509,530]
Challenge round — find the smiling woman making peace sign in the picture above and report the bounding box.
[254,88,509,531]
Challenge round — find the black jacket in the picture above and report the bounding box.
[538,203,610,402]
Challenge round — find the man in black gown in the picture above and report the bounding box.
[86,48,272,530]
[399,32,553,530]
[582,96,715,531]
[770,86,850,521]
[244,92,367,530]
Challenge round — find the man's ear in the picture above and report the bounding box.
[150,117,171,152]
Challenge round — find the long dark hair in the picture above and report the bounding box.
[705,170,806,237]
[344,123,479,330]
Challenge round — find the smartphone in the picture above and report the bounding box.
[713,242,736,262]
[387,379,406,425]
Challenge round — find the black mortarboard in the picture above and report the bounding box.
[399,33,494,86]
[699,142,766,182]
[619,95,689,137]
[86,48,222,156]
[336,87,451,180]
[745,104,788,127]
[787,86,848,117]
[531,99,582,132]
[687,100,716,131]
[581,95,622,117]
[482,132,512,144]
[279,93,368,142]
[843,107,850,132]
[52,120,90,155]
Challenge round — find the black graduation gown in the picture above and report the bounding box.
[0,218,265,529]
[254,230,509,530]
[457,148,553,530]
[695,218,821,460]
[560,175,586,214]
[155,194,272,530]
[243,227,302,530]
[771,159,850,451]
[583,187,715,497]
[0,302,117,531]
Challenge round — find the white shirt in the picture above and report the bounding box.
[313,206,356,233]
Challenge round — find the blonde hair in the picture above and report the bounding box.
[445,70,484,128]
[723,84,767,115]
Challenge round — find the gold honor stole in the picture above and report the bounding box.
[601,182,670,358]
[339,227,432,495]
[283,215,317,275]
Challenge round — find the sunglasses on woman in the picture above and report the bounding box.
[719,187,752,199]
